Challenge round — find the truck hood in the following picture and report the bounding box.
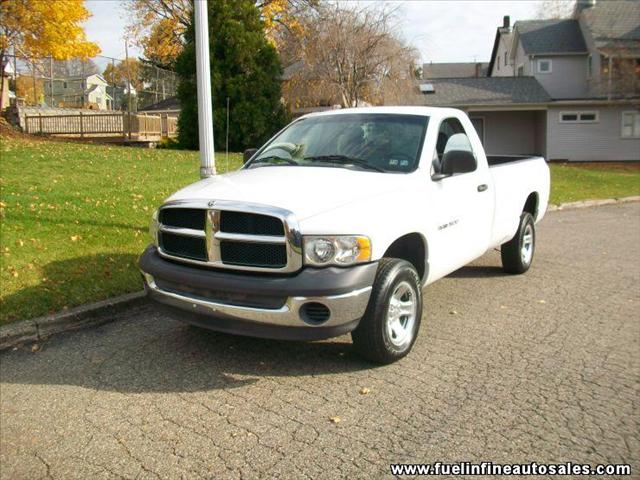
[166,166,410,220]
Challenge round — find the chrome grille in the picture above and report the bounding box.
[156,200,302,273]
[220,241,287,268]
[159,208,206,230]
[159,231,207,261]
[220,211,284,236]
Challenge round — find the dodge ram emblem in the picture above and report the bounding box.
[208,200,216,207]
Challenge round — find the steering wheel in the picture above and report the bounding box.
[262,142,301,156]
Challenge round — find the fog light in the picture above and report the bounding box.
[300,302,331,325]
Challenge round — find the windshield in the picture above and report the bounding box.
[246,113,429,173]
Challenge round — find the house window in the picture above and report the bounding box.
[559,111,599,123]
[504,51,508,67]
[517,65,524,76]
[621,111,640,138]
[497,57,500,70]
[537,59,552,73]
[63,81,67,89]
[587,55,593,78]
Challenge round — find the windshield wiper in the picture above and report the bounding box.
[304,155,385,172]
[249,155,299,167]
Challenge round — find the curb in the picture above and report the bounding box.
[547,195,640,212]
[0,291,146,351]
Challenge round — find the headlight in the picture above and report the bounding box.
[149,209,159,245]
[304,235,371,266]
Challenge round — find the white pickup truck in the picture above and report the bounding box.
[139,106,550,363]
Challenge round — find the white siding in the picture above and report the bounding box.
[513,43,531,76]
[533,56,589,99]
[547,106,640,161]
[471,110,544,156]
[493,34,514,77]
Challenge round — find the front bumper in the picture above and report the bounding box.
[138,246,377,340]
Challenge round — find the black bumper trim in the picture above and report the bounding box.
[138,246,378,297]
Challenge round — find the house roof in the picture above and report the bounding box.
[514,19,588,55]
[580,0,640,55]
[422,62,488,79]
[421,77,551,107]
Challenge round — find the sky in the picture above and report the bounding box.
[83,0,546,64]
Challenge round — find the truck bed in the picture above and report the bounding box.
[487,155,541,167]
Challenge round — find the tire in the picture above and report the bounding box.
[501,212,535,274]
[351,258,422,364]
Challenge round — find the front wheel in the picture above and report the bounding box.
[501,212,535,274]
[351,258,422,364]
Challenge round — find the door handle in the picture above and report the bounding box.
[477,184,488,192]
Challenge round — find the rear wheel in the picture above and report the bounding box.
[501,212,535,274]
[351,258,422,364]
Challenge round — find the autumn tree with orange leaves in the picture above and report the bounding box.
[0,0,100,109]
[126,0,316,68]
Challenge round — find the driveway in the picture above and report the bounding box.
[1,203,639,479]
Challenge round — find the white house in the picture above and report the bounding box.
[421,0,640,161]
[44,73,114,110]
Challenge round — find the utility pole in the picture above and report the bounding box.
[125,40,132,140]
[49,56,53,106]
[195,0,216,177]
[111,57,116,110]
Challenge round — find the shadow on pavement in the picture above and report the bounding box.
[447,265,508,279]
[1,259,516,393]
[0,301,376,394]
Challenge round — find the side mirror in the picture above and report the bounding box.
[243,148,258,163]
[440,150,476,176]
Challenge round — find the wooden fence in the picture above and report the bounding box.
[24,112,178,140]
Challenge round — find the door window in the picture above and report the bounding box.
[433,117,475,174]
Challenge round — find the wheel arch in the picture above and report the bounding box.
[381,232,429,285]
[523,192,539,221]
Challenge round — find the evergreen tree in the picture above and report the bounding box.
[176,0,288,151]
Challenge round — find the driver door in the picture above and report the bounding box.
[428,117,493,276]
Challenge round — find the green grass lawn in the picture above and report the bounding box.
[550,163,640,204]
[0,136,242,324]
[1,135,639,324]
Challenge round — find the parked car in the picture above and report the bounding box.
[139,107,550,363]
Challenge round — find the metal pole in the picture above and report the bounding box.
[31,61,37,105]
[125,41,132,140]
[155,66,159,103]
[225,97,229,173]
[49,56,53,106]
[195,0,216,177]
[111,57,116,110]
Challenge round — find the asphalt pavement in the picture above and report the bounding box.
[1,203,639,479]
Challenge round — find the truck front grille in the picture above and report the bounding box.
[159,232,207,261]
[156,203,301,273]
[220,211,284,236]
[159,208,206,230]
[220,241,287,268]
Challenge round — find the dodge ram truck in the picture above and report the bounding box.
[139,106,550,364]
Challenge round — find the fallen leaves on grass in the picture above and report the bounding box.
[328,416,341,424]
[359,387,371,395]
